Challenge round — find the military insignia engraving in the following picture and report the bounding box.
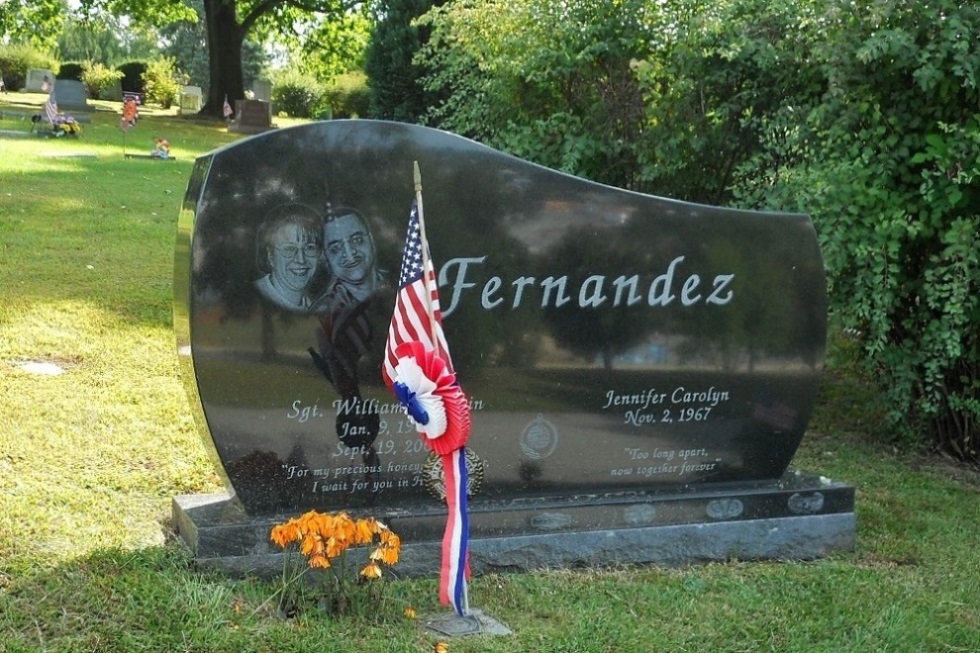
[422,448,485,502]
[520,414,559,460]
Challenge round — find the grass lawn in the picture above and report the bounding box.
[2,93,979,653]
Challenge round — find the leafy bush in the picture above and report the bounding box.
[724,0,980,462]
[81,61,124,100]
[56,62,84,81]
[116,61,147,94]
[324,71,369,119]
[271,70,326,118]
[0,44,58,92]
[141,57,183,108]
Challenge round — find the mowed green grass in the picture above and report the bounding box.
[2,94,980,653]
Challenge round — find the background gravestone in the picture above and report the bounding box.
[25,69,55,92]
[179,86,203,115]
[52,79,92,112]
[251,79,273,103]
[228,99,273,134]
[173,120,854,575]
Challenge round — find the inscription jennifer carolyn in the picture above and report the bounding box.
[602,386,731,426]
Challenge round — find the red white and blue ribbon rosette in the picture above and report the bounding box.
[389,341,472,613]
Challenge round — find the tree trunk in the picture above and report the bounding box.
[201,0,246,118]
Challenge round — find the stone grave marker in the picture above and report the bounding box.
[252,79,273,103]
[52,79,92,112]
[228,99,274,134]
[173,120,854,576]
[179,86,203,114]
[25,69,55,92]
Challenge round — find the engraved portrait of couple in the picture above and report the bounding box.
[254,202,380,315]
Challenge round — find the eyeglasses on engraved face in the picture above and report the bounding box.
[275,242,319,260]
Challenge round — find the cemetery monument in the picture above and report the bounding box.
[173,120,854,577]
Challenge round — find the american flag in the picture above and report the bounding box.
[223,95,233,119]
[383,196,471,616]
[382,200,453,388]
[44,93,58,125]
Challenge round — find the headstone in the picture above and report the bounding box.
[103,79,123,102]
[179,86,203,114]
[52,79,92,112]
[228,99,274,134]
[251,79,273,103]
[173,120,854,576]
[25,69,55,93]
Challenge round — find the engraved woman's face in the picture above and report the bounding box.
[324,213,375,286]
[268,222,318,292]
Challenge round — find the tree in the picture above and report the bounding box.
[160,1,267,95]
[1,0,67,47]
[364,0,446,122]
[417,0,656,192]
[80,0,357,117]
[57,14,159,65]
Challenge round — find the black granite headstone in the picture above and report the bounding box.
[174,120,853,572]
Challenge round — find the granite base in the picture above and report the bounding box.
[172,471,855,578]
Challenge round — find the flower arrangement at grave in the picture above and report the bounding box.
[151,137,170,158]
[51,115,81,137]
[269,510,402,618]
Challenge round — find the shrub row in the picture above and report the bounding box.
[271,70,369,119]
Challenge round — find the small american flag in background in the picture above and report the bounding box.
[44,93,58,124]
[222,95,233,119]
[382,200,453,388]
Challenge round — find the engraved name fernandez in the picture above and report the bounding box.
[438,255,735,318]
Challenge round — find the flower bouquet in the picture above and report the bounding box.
[151,137,170,158]
[268,510,402,618]
[51,115,81,137]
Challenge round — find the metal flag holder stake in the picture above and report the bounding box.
[424,608,512,638]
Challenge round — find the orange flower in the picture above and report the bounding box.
[335,514,355,542]
[404,606,417,619]
[360,562,383,579]
[379,546,399,566]
[326,536,346,558]
[354,518,375,544]
[270,525,289,548]
[370,544,399,566]
[434,642,449,653]
[380,530,401,549]
[309,554,331,569]
[271,509,403,571]
[299,532,321,557]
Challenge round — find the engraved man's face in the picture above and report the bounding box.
[268,222,318,292]
[324,213,375,286]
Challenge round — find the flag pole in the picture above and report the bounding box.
[413,160,470,617]
[413,161,442,358]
